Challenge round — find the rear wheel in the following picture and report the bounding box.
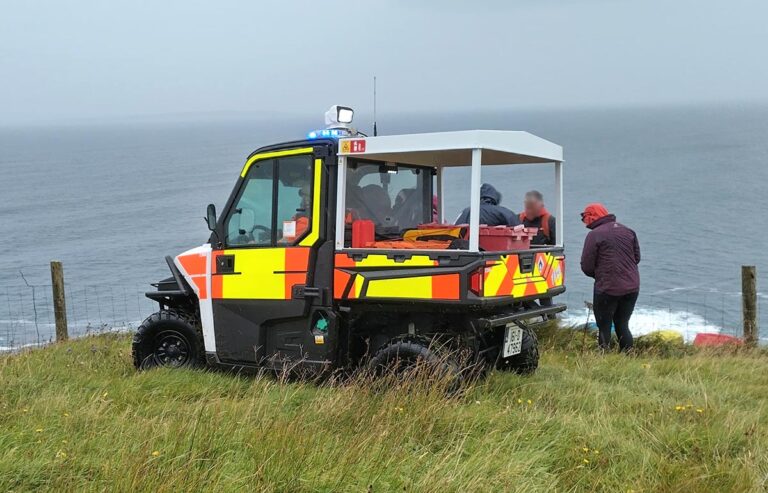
[497,326,539,375]
[132,310,204,370]
[369,336,465,392]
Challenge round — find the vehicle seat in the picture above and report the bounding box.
[356,184,392,225]
[392,188,422,229]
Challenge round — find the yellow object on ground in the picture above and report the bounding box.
[637,330,684,344]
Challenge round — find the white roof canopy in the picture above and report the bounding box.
[334,129,565,252]
[338,130,563,166]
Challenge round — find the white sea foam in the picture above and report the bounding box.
[0,321,139,352]
[561,307,728,343]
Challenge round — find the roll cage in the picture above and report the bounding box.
[335,130,564,252]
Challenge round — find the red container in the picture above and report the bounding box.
[352,219,375,248]
[478,225,538,251]
[693,333,743,347]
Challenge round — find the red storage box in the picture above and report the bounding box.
[693,333,743,347]
[351,219,375,248]
[478,225,538,251]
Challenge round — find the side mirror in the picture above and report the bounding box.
[206,203,217,231]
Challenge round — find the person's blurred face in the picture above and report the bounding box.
[524,196,543,219]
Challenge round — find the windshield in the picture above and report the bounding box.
[345,161,432,237]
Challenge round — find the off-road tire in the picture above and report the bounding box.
[132,309,205,370]
[497,327,539,375]
[369,336,464,392]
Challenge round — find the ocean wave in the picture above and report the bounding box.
[561,306,728,343]
[0,341,41,352]
[0,322,138,352]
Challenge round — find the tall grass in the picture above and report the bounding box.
[1,331,767,492]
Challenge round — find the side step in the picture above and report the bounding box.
[477,303,567,329]
[146,290,188,302]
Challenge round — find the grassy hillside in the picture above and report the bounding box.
[1,330,767,492]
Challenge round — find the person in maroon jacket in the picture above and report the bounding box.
[580,203,641,352]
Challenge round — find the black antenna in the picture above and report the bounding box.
[373,76,378,136]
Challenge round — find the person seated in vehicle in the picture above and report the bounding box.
[455,183,520,226]
[519,190,556,246]
[519,190,557,314]
[347,183,392,226]
[392,187,424,230]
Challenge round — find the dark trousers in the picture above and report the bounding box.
[593,291,638,352]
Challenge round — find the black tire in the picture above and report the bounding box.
[497,327,539,375]
[369,336,464,392]
[132,309,204,370]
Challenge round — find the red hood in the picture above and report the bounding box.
[582,203,609,226]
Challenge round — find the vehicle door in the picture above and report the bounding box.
[211,147,325,364]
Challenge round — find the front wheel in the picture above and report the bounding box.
[132,310,204,370]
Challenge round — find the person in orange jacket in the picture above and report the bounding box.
[519,190,556,246]
[519,190,557,315]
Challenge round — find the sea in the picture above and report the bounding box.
[1,104,766,348]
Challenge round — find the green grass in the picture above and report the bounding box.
[1,331,767,492]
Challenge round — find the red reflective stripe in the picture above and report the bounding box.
[285,247,310,271]
[211,251,223,299]
[334,254,356,299]
[496,256,517,296]
[432,274,460,300]
[524,279,540,297]
[192,277,207,300]
[178,253,207,276]
[284,248,310,299]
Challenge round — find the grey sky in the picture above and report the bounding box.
[1,0,766,124]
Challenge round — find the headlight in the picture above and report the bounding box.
[337,107,354,124]
[325,105,354,126]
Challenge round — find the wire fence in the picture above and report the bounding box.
[1,279,158,352]
[559,288,764,343]
[1,267,764,352]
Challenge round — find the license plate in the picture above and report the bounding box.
[503,325,524,358]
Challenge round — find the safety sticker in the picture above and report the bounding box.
[283,220,297,239]
[341,139,366,154]
[551,266,562,285]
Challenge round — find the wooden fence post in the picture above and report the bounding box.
[50,261,68,342]
[742,265,757,348]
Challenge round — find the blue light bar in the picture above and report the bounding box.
[307,128,348,139]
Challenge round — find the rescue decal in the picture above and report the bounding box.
[333,252,563,301]
[333,253,460,300]
[483,252,564,298]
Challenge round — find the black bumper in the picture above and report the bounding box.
[476,303,567,330]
